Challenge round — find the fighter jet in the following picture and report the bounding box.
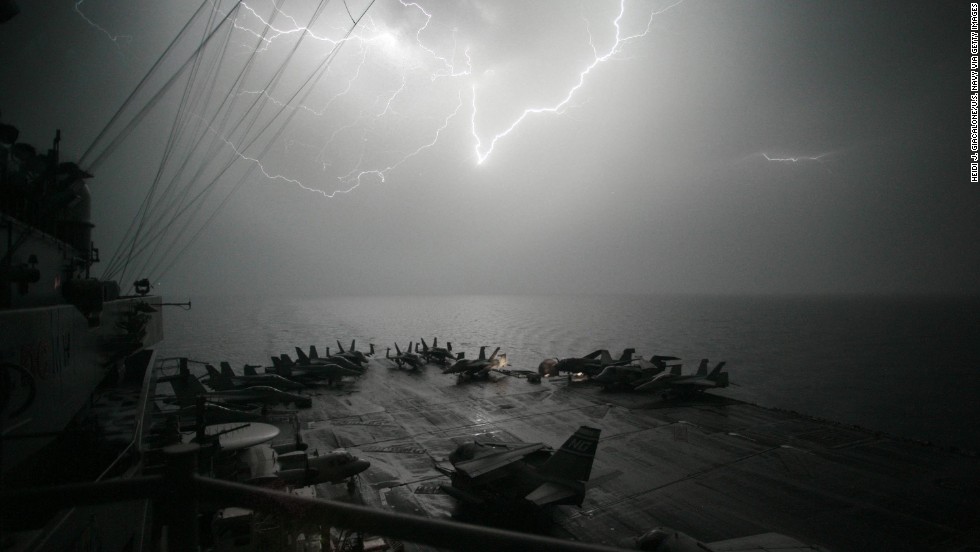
[295,346,364,373]
[331,340,370,367]
[205,362,307,391]
[162,364,313,408]
[417,337,454,365]
[551,348,636,377]
[267,354,362,385]
[439,426,601,508]
[591,356,681,390]
[443,346,502,381]
[386,342,424,370]
[634,359,729,396]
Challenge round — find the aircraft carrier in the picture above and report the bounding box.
[250,353,980,552]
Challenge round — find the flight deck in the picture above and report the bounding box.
[267,355,980,552]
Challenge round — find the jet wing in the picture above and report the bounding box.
[524,481,578,506]
[454,443,546,478]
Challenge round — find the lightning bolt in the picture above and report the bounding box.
[74,0,132,44]
[471,0,685,165]
[762,153,829,163]
[80,0,687,200]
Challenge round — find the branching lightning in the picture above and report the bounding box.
[471,0,685,164]
[76,0,688,200]
[762,153,829,163]
[75,0,132,44]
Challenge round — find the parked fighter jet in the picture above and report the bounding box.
[205,363,307,391]
[438,426,601,507]
[267,354,362,385]
[418,337,454,365]
[162,364,312,408]
[591,356,680,390]
[634,359,729,396]
[551,348,636,377]
[386,342,424,370]
[443,346,502,381]
[331,340,369,367]
[295,346,364,373]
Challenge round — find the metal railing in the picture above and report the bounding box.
[2,443,630,552]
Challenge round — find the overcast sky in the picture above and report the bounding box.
[1,0,974,296]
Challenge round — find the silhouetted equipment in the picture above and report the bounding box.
[134,278,152,296]
[633,359,729,395]
[443,346,502,380]
[418,337,454,364]
[550,348,636,377]
[439,426,601,508]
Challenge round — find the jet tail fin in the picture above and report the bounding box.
[478,346,487,361]
[420,338,429,352]
[599,350,612,364]
[219,362,235,377]
[707,362,727,382]
[394,342,402,355]
[695,358,709,376]
[205,364,233,391]
[169,361,209,404]
[336,340,346,353]
[488,347,501,361]
[244,365,258,376]
[619,348,635,362]
[537,426,601,483]
[309,345,319,360]
[295,347,310,364]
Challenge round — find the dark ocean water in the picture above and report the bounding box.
[159,294,980,451]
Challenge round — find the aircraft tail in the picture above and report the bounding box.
[670,365,683,376]
[295,347,311,364]
[446,341,452,352]
[336,340,346,353]
[478,346,487,361]
[280,354,294,366]
[599,350,612,364]
[695,359,709,377]
[538,426,601,483]
[219,361,235,377]
[350,339,356,352]
[420,338,430,352]
[271,356,281,369]
[169,361,209,405]
[205,364,233,391]
[368,343,375,356]
[394,342,402,355]
[488,347,501,361]
[619,348,635,362]
[309,345,319,360]
[707,362,727,384]
[244,365,259,376]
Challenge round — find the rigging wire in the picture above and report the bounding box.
[105,0,379,289]
[98,1,244,277]
[117,0,228,284]
[150,0,380,285]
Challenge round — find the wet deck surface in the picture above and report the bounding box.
[243,357,977,551]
